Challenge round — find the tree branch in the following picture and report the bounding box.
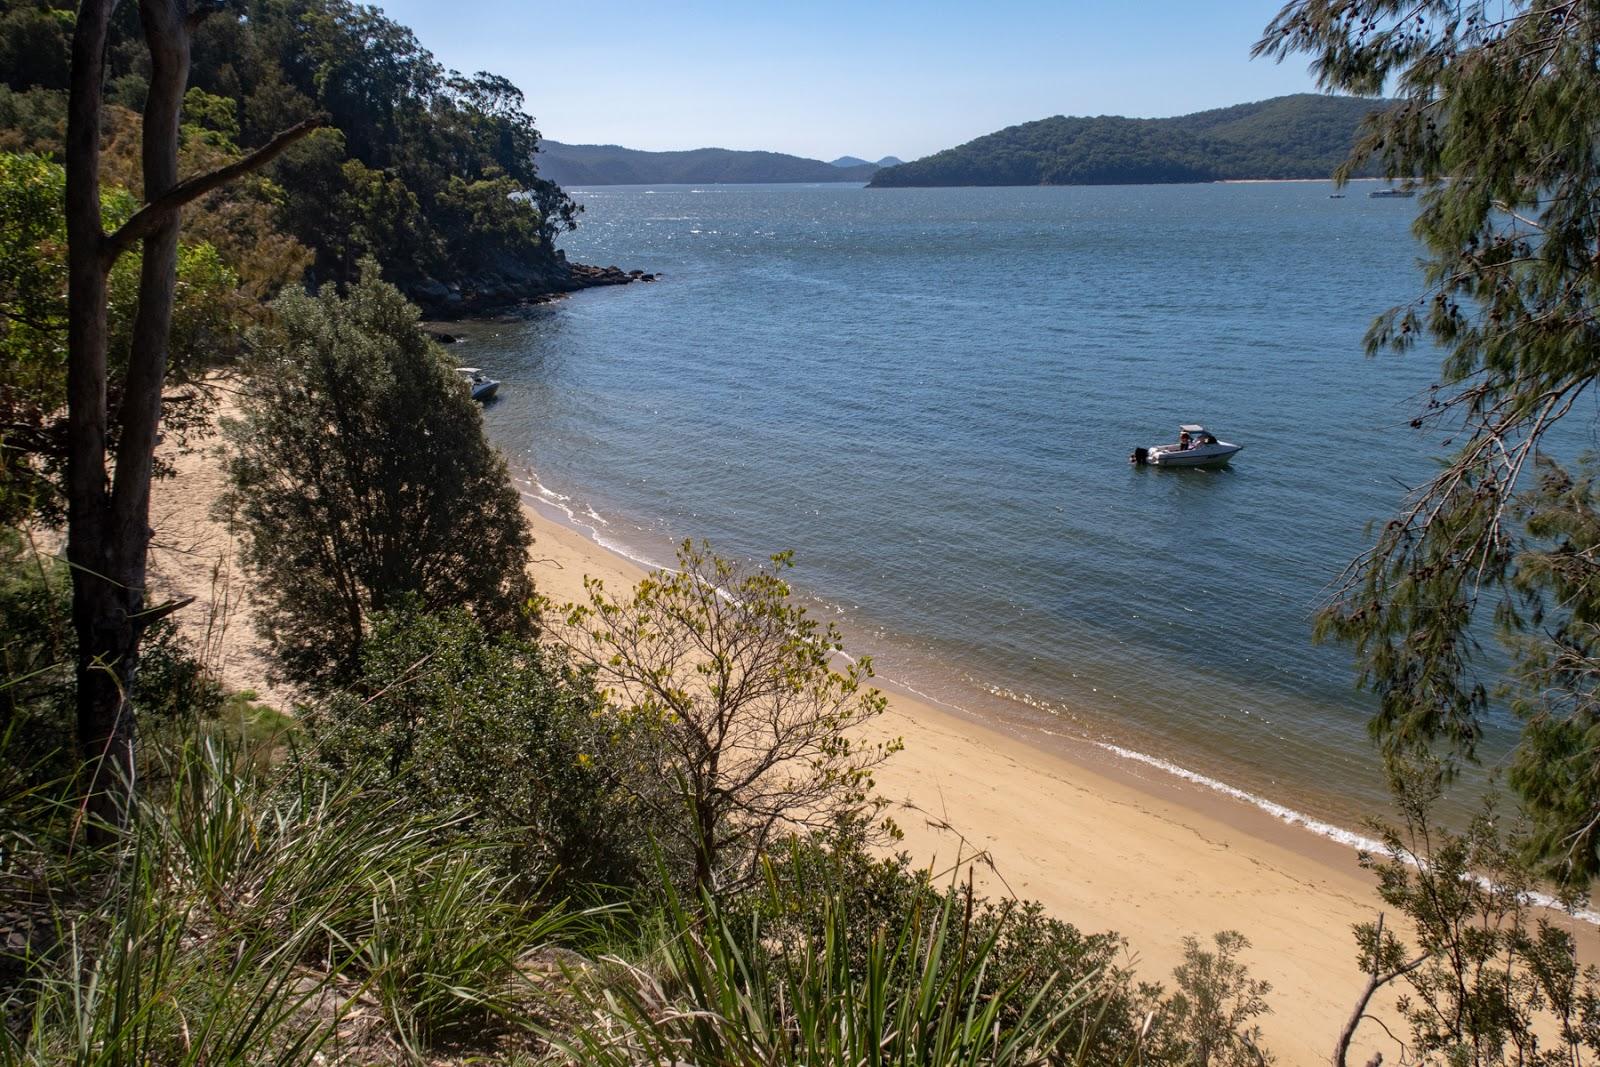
[101,115,323,264]
[1335,913,1430,1067]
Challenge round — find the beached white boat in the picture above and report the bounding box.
[1130,424,1242,468]
[456,367,499,402]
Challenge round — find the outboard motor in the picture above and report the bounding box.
[1130,446,1149,465]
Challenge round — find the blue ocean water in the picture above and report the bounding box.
[467,180,1518,830]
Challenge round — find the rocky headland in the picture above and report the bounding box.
[407,250,658,318]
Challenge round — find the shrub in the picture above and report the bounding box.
[735,831,1153,1066]
[552,870,1108,1067]
[1337,759,1600,1067]
[551,541,901,894]
[2,736,578,1064]
[300,607,670,896]
[221,267,533,689]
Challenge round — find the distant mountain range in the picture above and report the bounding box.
[537,142,897,186]
[868,94,1390,187]
[830,155,904,168]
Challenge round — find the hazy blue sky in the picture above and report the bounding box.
[372,1,1325,161]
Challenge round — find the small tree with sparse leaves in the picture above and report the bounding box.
[550,541,901,895]
[1338,758,1600,1067]
[1149,931,1274,1067]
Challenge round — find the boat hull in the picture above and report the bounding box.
[1145,443,1242,468]
[470,381,499,402]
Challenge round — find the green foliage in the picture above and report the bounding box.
[0,151,242,524]
[1258,1,1600,883]
[301,607,666,896]
[0,2,71,94]
[869,94,1387,187]
[3,0,581,304]
[1502,457,1600,882]
[0,86,65,155]
[1150,932,1274,1067]
[553,541,902,895]
[1,736,578,1064]
[221,268,533,689]
[733,834,1155,1066]
[1350,759,1600,1066]
[553,871,1107,1067]
[188,0,578,294]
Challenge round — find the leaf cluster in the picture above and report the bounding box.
[0,151,242,524]
[298,606,672,898]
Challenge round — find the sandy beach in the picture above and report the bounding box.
[145,417,1599,1067]
[515,494,1400,1067]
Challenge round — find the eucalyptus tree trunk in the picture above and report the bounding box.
[65,0,128,837]
[64,0,318,837]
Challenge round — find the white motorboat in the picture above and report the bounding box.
[456,367,499,402]
[1130,424,1242,468]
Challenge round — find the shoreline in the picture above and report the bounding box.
[514,470,1555,908]
[145,401,1600,1067]
[516,480,1600,1067]
[516,489,1395,1066]
[518,482,1395,872]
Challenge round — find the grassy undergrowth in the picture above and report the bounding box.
[0,734,1160,1066]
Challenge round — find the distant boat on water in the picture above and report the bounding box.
[1130,424,1243,468]
[1369,188,1415,198]
[456,367,499,402]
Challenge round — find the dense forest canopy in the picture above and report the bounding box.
[0,0,581,312]
[536,141,881,186]
[869,94,1390,187]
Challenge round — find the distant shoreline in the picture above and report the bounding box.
[1216,176,1385,184]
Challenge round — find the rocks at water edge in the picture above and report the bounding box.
[567,263,658,288]
[406,250,659,319]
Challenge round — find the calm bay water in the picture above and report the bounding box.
[467,180,1520,833]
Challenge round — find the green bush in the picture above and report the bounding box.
[221,270,534,689]
[2,736,579,1064]
[299,607,672,897]
[729,832,1152,1067]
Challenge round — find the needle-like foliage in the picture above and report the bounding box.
[1257,1,1600,880]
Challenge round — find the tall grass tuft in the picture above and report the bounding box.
[553,869,1119,1067]
[1,736,579,1065]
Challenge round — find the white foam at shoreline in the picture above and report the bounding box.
[515,467,1600,927]
[889,681,1600,926]
[517,477,670,574]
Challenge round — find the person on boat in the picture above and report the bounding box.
[1179,430,1192,450]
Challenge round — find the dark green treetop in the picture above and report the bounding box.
[222,267,534,689]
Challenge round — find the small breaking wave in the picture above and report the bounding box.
[976,685,1600,925]
[517,473,668,574]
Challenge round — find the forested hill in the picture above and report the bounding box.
[869,94,1390,187]
[538,142,881,185]
[0,0,615,314]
